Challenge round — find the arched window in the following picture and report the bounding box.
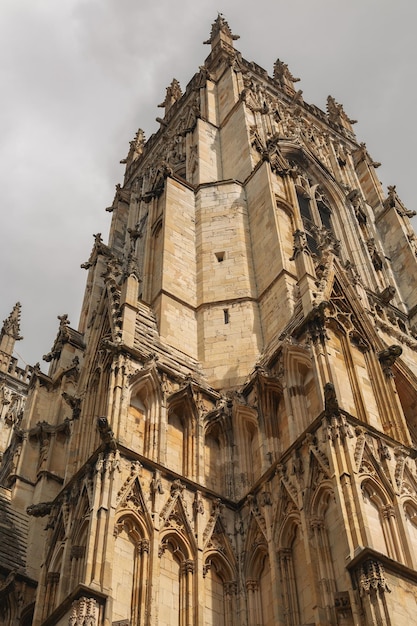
[295,179,338,258]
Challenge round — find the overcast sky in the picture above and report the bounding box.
[1,0,416,369]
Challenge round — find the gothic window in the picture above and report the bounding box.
[295,179,336,257]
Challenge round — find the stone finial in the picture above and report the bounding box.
[203,14,239,48]
[273,59,300,84]
[273,59,300,97]
[158,79,183,115]
[383,185,416,217]
[0,303,23,371]
[1,302,23,342]
[327,96,357,128]
[120,128,146,165]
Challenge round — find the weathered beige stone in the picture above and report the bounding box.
[2,14,417,626]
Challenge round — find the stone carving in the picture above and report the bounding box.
[62,393,82,420]
[27,501,54,517]
[290,229,310,260]
[384,185,416,218]
[193,490,205,516]
[327,96,357,127]
[394,447,409,491]
[203,499,225,545]
[353,142,381,167]
[43,314,71,362]
[246,494,268,540]
[354,427,367,470]
[366,238,383,271]
[273,59,300,97]
[324,382,339,417]
[203,14,240,46]
[1,302,22,340]
[378,286,396,304]
[97,417,116,449]
[305,433,330,477]
[358,559,391,596]
[68,596,98,626]
[347,189,367,224]
[158,78,183,116]
[378,345,402,377]
[120,128,145,165]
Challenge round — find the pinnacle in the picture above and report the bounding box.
[204,14,240,47]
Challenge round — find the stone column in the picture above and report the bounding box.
[180,559,194,626]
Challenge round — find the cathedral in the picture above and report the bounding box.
[2,15,417,625]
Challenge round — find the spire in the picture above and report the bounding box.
[0,302,23,372]
[204,14,239,51]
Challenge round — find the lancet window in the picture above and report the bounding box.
[295,177,336,257]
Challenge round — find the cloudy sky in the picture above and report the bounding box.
[1,0,416,368]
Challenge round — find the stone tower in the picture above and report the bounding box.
[2,15,417,626]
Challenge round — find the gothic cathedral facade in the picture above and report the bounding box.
[2,16,417,626]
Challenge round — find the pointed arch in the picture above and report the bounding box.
[127,364,163,457]
[158,530,194,626]
[275,510,310,626]
[361,476,403,561]
[69,487,91,591]
[42,518,66,622]
[166,385,199,478]
[242,513,274,626]
[112,512,151,626]
[203,551,237,626]
[204,419,224,493]
[233,402,261,488]
[308,482,341,622]
[401,497,417,568]
[283,343,319,438]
